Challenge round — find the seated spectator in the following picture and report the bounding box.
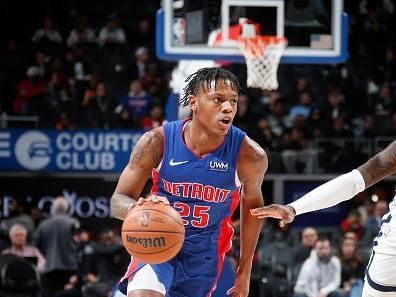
[252,117,279,151]
[233,93,255,132]
[364,200,388,231]
[115,79,152,128]
[294,236,342,297]
[361,199,389,247]
[56,112,76,130]
[340,210,364,240]
[1,196,35,238]
[130,17,155,49]
[83,228,129,297]
[83,82,116,129]
[67,17,96,48]
[281,124,317,173]
[337,236,365,297]
[266,99,290,137]
[2,224,46,273]
[295,227,318,264]
[321,87,348,125]
[289,91,314,120]
[13,66,46,115]
[126,46,150,80]
[326,117,353,138]
[97,14,126,48]
[32,16,63,44]
[141,106,165,131]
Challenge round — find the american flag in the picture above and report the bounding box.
[310,34,333,49]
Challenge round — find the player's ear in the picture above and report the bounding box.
[189,95,197,112]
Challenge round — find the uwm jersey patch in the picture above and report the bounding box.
[151,120,245,250]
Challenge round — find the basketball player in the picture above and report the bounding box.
[251,140,396,297]
[111,67,267,297]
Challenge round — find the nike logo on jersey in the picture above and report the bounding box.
[169,159,189,166]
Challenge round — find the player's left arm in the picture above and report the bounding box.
[230,136,267,295]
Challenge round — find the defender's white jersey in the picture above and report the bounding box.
[372,196,396,255]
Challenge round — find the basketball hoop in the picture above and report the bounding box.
[238,36,287,91]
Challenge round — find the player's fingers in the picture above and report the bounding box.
[226,286,235,295]
[157,196,170,205]
[150,195,159,203]
[136,197,145,205]
[250,205,277,215]
[256,215,270,219]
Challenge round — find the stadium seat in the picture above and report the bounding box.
[0,254,41,297]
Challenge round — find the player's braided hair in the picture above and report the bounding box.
[180,67,241,107]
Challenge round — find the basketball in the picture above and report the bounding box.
[121,201,185,264]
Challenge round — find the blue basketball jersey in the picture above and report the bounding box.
[152,119,245,254]
[119,119,246,297]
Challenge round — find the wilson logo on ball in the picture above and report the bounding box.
[126,235,166,248]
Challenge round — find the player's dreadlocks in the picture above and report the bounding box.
[180,67,241,107]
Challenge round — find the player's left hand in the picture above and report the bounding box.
[250,204,296,227]
[227,270,250,297]
[128,195,170,212]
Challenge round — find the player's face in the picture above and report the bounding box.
[190,80,238,136]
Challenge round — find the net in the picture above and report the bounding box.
[238,36,287,91]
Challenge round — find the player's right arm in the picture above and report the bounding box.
[111,127,164,220]
[251,140,396,226]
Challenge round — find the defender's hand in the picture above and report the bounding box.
[250,204,296,227]
[128,195,170,212]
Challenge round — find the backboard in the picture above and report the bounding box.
[156,0,348,64]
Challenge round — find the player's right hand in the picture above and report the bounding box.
[250,204,296,227]
[128,195,170,212]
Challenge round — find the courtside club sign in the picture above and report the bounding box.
[0,130,143,172]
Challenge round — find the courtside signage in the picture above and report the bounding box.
[0,130,143,172]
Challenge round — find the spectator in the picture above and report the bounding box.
[266,99,290,137]
[360,200,388,247]
[54,227,94,297]
[252,117,278,152]
[322,88,348,124]
[130,18,155,49]
[340,210,364,240]
[141,105,165,131]
[233,93,255,132]
[115,79,152,128]
[56,112,76,130]
[84,82,116,129]
[295,227,318,264]
[32,16,63,44]
[281,124,317,173]
[289,91,314,120]
[294,237,342,297]
[97,14,126,47]
[67,18,96,48]
[13,66,46,115]
[326,117,353,138]
[337,236,365,297]
[83,228,129,297]
[34,196,80,297]
[126,46,150,79]
[364,200,388,231]
[2,224,46,273]
[1,196,35,238]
